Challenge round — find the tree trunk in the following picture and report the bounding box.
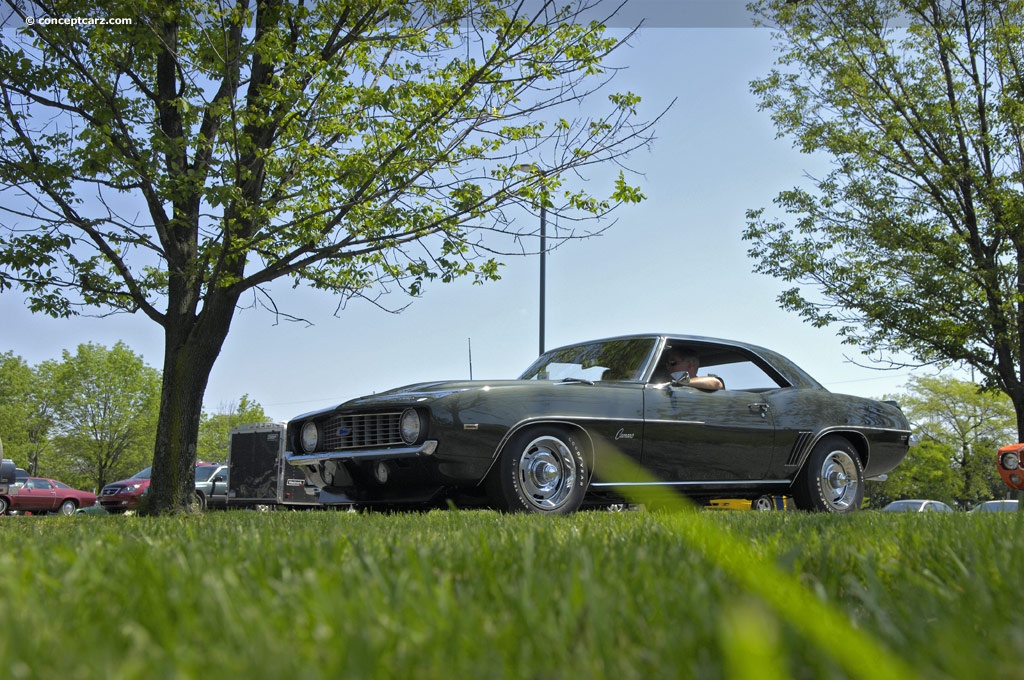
[1014,392,1024,445]
[144,294,238,515]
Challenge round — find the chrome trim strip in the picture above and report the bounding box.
[591,479,792,488]
[644,419,707,426]
[287,440,438,465]
[501,416,708,428]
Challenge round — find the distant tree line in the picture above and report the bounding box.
[866,376,1013,509]
[0,343,267,492]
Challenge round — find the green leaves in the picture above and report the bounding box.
[746,0,1024,413]
[0,0,654,322]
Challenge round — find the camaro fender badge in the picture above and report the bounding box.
[614,428,635,440]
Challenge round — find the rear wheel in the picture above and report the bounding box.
[488,427,588,514]
[751,495,775,511]
[59,500,77,516]
[793,436,863,513]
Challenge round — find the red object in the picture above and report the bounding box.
[997,443,1024,490]
[1,477,97,515]
[98,462,214,512]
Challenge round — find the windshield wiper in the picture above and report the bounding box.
[559,377,595,386]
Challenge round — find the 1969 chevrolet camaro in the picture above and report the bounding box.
[285,334,912,514]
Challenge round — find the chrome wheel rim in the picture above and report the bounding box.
[518,435,576,511]
[820,450,859,511]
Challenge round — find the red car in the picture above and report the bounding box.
[97,466,153,513]
[0,477,97,516]
[99,462,216,513]
[997,443,1024,489]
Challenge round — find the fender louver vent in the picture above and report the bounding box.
[786,432,815,467]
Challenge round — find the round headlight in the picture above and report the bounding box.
[400,409,422,445]
[1002,451,1020,470]
[300,421,319,453]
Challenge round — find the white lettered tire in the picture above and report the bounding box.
[489,427,588,514]
[793,435,864,513]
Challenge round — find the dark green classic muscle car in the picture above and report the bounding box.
[286,334,912,513]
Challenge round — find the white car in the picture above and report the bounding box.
[971,500,1019,513]
[882,499,954,513]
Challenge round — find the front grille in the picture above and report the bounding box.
[321,412,404,451]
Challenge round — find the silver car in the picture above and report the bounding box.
[970,500,1020,513]
[882,499,954,513]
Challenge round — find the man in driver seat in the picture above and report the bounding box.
[665,349,724,391]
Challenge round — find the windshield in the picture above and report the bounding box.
[519,338,658,382]
[131,466,153,480]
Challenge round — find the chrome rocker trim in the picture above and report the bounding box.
[590,479,792,488]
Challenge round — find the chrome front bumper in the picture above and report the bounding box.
[286,440,439,467]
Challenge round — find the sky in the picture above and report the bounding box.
[0,5,940,423]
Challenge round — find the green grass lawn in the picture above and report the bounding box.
[1,508,1020,679]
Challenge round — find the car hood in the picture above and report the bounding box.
[103,478,151,491]
[295,380,530,419]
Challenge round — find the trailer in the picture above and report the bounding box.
[227,422,320,508]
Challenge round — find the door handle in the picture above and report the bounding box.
[748,403,770,418]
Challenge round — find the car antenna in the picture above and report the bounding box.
[468,337,474,380]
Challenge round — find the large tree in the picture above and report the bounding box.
[0,352,37,467]
[744,0,1024,436]
[46,342,161,490]
[0,350,57,474]
[0,0,658,513]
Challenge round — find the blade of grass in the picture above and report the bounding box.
[591,435,928,680]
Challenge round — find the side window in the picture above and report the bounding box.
[29,479,52,490]
[655,341,790,391]
[703,358,786,392]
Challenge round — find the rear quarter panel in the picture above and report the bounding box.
[767,388,911,479]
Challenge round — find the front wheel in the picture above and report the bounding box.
[488,428,588,514]
[793,436,864,513]
[0,496,8,515]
